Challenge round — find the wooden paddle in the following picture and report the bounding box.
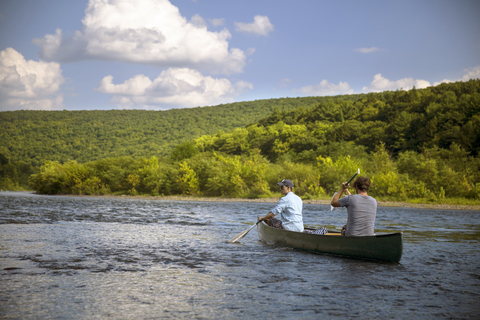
[330,168,360,211]
[229,221,260,243]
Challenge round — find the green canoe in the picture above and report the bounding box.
[257,220,403,263]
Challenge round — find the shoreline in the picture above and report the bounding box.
[3,191,479,211]
[33,192,480,211]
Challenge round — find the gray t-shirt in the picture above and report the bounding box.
[338,194,377,236]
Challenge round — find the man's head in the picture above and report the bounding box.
[353,176,371,192]
[277,179,294,194]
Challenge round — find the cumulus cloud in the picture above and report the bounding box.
[297,80,354,96]
[33,0,246,74]
[235,15,274,36]
[362,74,430,92]
[190,14,207,28]
[0,48,64,111]
[246,48,256,56]
[95,68,253,109]
[295,66,480,98]
[354,47,380,53]
[277,78,293,87]
[433,66,480,86]
[209,18,225,27]
[461,66,480,80]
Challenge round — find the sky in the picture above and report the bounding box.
[0,0,479,111]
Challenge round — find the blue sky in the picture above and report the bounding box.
[0,0,479,111]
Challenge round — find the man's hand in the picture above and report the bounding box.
[340,182,349,192]
[259,212,275,222]
[331,182,350,207]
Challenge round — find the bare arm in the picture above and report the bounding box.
[258,212,275,222]
[331,182,349,207]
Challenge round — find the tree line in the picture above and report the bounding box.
[3,79,480,201]
[196,79,480,160]
[26,142,480,201]
[0,95,347,167]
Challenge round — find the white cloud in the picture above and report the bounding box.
[354,47,380,53]
[297,80,354,96]
[433,79,453,86]
[235,15,274,36]
[293,66,480,98]
[433,66,480,86]
[95,68,253,109]
[462,66,480,80]
[209,18,225,27]
[0,48,64,111]
[190,14,207,28]
[33,0,246,74]
[277,78,293,87]
[362,74,430,92]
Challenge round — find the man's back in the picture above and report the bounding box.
[339,194,377,236]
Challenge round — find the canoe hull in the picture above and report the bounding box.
[257,221,403,263]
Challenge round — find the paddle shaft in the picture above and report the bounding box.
[229,221,259,243]
[346,172,359,185]
[330,169,359,211]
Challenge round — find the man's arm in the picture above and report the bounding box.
[258,212,275,222]
[331,182,349,207]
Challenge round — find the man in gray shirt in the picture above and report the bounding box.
[330,176,376,236]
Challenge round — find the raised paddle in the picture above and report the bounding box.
[330,168,360,211]
[229,221,260,243]
[346,168,361,185]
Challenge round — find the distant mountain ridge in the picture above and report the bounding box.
[0,95,361,166]
[1,79,479,167]
[193,79,480,161]
[3,80,480,198]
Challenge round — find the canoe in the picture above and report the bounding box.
[257,220,403,263]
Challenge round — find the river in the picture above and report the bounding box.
[1,192,479,319]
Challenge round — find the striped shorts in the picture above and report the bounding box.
[304,227,328,235]
[269,218,284,229]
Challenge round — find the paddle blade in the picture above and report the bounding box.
[229,222,258,243]
[330,192,338,211]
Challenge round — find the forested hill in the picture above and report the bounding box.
[5,79,480,199]
[194,79,480,161]
[0,95,358,166]
[1,79,479,168]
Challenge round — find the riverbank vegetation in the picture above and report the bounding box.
[3,79,480,203]
[26,141,480,204]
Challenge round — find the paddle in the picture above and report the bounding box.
[330,168,360,211]
[229,221,260,243]
[346,168,360,185]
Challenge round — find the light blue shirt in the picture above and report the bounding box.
[271,192,304,232]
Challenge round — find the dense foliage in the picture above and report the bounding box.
[0,96,348,166]
[4,80,480,201]
[26,142,480,200]
[195,79,480,160]
[0,154,34,190]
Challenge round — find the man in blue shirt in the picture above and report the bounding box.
[258,179,304,232]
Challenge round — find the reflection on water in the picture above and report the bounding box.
[0,191,479,319]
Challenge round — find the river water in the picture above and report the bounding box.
[0,192,479,319]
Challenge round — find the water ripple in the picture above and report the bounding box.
[0,192,479,319]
